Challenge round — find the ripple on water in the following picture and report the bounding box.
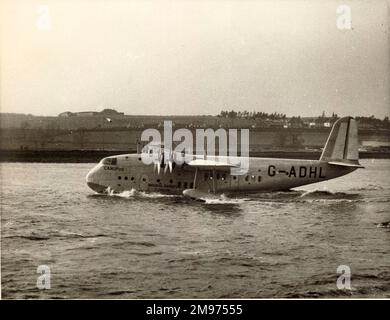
[1,160,389,298]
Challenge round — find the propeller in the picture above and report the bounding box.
[153,160,159,174]
[168,150,174,173]
[161,150,174,174]
[157,162,161,175]
[168,158,173,173]
[153,149,162,175]
[152,148,175,175]
[164,155,169,174]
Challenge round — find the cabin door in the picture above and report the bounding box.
[199,170,215,193]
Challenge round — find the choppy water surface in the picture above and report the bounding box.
[1,159,389,298]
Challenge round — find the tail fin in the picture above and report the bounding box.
[320,117,362,167]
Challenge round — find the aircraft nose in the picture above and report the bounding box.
[86,165,106,193]
[86,166,97,183]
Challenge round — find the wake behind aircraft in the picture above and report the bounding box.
[86,117,364,200]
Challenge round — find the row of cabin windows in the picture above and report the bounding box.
[159,179,193,188]
[204,172,227,181]
[203,173,262,183]
[245,175,262,182]
[117,175,261,185]
[117,176,193,188]
[118,176,135,181]
[155,179,194,189]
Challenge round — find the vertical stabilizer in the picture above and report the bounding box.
[320,117,360,165]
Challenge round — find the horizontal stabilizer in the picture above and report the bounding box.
[328,161,364,168]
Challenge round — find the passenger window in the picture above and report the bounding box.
[184,182,188,189]
[178,182,182,188]
[124,176,128,180]
[190,182,194,189]
[118,176,121,180]
[258,176,262,182]
[222,174,226,181]
[245,176,249,182]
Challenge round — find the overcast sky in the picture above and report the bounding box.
[1,0,389,117]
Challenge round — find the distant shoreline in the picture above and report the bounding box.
[0,150,389,163]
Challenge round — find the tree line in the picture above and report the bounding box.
[219,110,287,120]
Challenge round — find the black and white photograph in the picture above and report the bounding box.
[0,0,389,305]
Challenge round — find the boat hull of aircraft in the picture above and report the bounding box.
[86,117,364,199]
[86,156,357,195]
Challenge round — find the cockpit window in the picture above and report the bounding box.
[102,157,117,165]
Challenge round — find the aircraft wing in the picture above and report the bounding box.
[188,159,237,170]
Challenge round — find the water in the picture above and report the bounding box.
[1,159,389,299]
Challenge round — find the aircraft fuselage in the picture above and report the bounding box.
[86,154,356,194]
